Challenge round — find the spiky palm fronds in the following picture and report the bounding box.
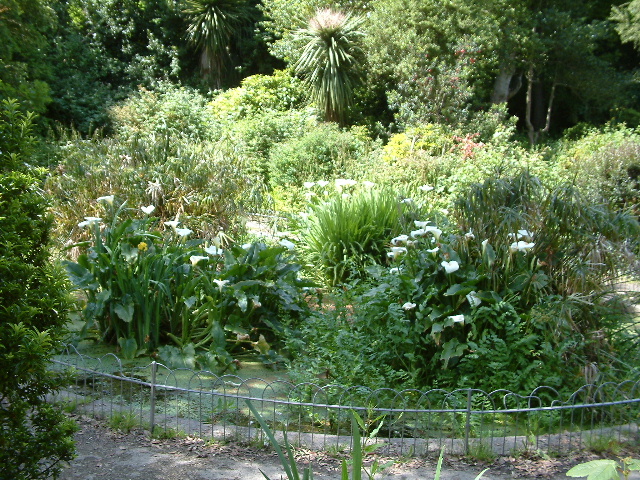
[183,0,252,87]
[294,9,365,125]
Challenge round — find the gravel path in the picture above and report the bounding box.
[57,415,631,480]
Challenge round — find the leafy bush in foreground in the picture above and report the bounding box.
[0,101,76,480]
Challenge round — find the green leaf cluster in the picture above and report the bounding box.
[0,101,76,479]
[65,203,313,369]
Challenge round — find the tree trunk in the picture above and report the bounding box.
[525,65,537,145]
[490,61,522,104]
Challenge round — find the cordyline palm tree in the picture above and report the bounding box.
[294,8,365,125]
[183,0,252,88]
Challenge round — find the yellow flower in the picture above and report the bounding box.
[138,242,148,252]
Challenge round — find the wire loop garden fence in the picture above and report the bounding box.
[49,345,640,457]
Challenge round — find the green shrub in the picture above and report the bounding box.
[268,123,373,188]
[553,125,640,213]
[0,104,76,479]
[225,110,313,211]
[291,172,640,394]
[0,99,39,171]
[109,81,219,143]
[209,70,307,123]
[45,132,249,245]
[65,201,313,369]
[299,184,406,286]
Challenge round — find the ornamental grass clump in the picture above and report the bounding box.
[299,182,406,286]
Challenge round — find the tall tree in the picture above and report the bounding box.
[0,0,56,114]
[183,0,254,88]
[611,0,640,49]
[294,8,364,124]
[364,0,631,136]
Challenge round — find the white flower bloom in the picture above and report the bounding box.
[303,182,316,189]
[363,181,376,188]
[190,255,208,266]
[141,205,155,215]
[317,180,330,187]
[441,260,460,273]
[78,217,102,228]
[466,291,481,307]
[390,267,400,274]
[204,245,223,255]
[97,195,114,205]
[482,239,489,247]
[424,226,442,241]
[418,184,434,192]
[391,234,409,245]
[510,241,535,253]
[280,239,295,250]
[449,314,465,324]
[387,246,407,259]
[411,229,426,238]
[304,191,317,200]
[465,231,475,240]
[175,228,193,237]
[518,229,533,240]
[213,279,229,291]
[414,220,431,228]
[401,198,413,204]
[402,302,416,310]
[426,247,439,254]
[164,220,180,229]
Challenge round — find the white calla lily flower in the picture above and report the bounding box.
[510,241,535,253]
[280,239,295,250]
[97,195,114,205]
[466,291,481,307]
[205,245,223,255]
[441,260,460,273]
[391,234,409,245]
[78,217,102,228]
[387,246,407,259]
[213,279,229,291]
[190,255,208,266]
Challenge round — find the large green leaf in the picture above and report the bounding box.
[114,296,134,323]
[566,460,619,480]
[64,261,96,289]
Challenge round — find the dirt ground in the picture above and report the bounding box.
[58,414,638,480]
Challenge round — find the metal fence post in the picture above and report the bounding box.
[464,389,472,455]
[150,361,157,436]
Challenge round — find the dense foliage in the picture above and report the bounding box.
[3,0,640,414]
[65,199,313,371]
[0,101,76,479]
